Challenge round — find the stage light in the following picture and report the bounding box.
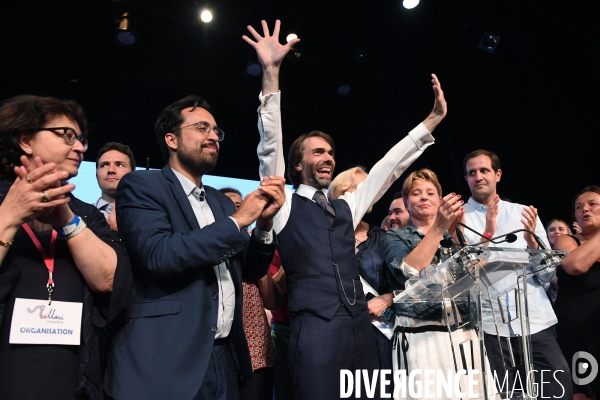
[403,0,419,9]
[286,33,298,43]
[116,12,136,45]
[200,9,213,23]
[337,84,351,96]
[246,62,262,76]
[478,32,501,53]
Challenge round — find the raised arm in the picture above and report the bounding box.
[244,20,299,180]
[341,74,448,227]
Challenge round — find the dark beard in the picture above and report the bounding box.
[177,143,219,176]
[301,161,332,190]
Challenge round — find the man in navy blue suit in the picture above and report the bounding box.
[244,20,447,400]
[104,94,286,400]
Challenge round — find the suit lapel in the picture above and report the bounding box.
[204,186,225,221]
[161,166,200,230]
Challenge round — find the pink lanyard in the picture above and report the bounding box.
[22,223,58,304]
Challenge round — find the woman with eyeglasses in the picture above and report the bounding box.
[0,95,131,399]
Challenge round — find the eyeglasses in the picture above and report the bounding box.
[180,121,225,142]
[35,127,89,151]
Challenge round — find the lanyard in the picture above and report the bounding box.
[22,223,58,305]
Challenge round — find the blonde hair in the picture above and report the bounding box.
[328,166,367,200]
[401,168,442,200]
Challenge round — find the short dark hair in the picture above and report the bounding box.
[392,191,403,200]
[0,94,88,179]
[155,95,212,162]
[96,142,136,170]
[287,130,335,189]
[219,187,242,197]
[573,185,600,210]
[462,149,501,174]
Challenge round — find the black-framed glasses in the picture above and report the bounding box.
[180,121,225,142]
[35,127,89,151]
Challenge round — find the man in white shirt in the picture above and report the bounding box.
[104,93,284,399]
[461,149,571,399]
[243,20,447,399]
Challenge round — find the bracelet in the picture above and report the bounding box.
[482,231,493,240]
[57,214,87,240]
[0,239,14,247]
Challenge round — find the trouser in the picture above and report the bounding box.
[484,326,573,399]
[272,322,294,400]
[195,340,240,400]
[289,305,382,400]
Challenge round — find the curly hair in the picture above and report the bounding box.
[0,95,88,179]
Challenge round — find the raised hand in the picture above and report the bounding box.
[231,190,269,229]
[256,176,286,230]
[0,156,74,228]
[422,73,448,132]
[521,205,539,248]
[242,20,300,70]
[484,194,500,238]
[242,20,300,94]
[15,156,75,227]
[434,193,464,232]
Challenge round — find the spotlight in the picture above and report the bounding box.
[337,84,351,96]
[355,50,368,62]
[116,12,137,45]
[286,33,298,43]
[245,62,262,76]
[200,9,213,23]
[478,32,501,53]
[403,0,419,9]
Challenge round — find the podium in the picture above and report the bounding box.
[393,245,565,400]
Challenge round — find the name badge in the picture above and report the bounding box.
[9,298,83,345]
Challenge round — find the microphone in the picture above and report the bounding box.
[440,238,454,248]
[455,223,546,248]
[492,229,549,250]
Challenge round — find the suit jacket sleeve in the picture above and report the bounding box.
[116,171,274,282]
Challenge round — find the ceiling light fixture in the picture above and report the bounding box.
[116,12,137,45]
[200,9,213,23]
[403,0,420,9]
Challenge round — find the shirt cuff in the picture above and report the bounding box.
[400,260,419,278]
[408,123,435,150]
[253,226,274,244]
[257,91,281,113]
[228,216,240,231]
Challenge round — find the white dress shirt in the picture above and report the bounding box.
[94,197,112,220]
[462,197,557,336]
[256,91,435,233]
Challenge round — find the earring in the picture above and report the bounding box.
[24,148,32,154]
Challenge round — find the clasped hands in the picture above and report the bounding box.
[231,176,286,231]
[0,156,75,229]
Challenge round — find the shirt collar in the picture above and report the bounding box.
[95,197,109,209]
[171,168,202,197]
[468,196,489,212]
[296,184,328,201]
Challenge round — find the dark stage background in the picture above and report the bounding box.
[1,0,597,227]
